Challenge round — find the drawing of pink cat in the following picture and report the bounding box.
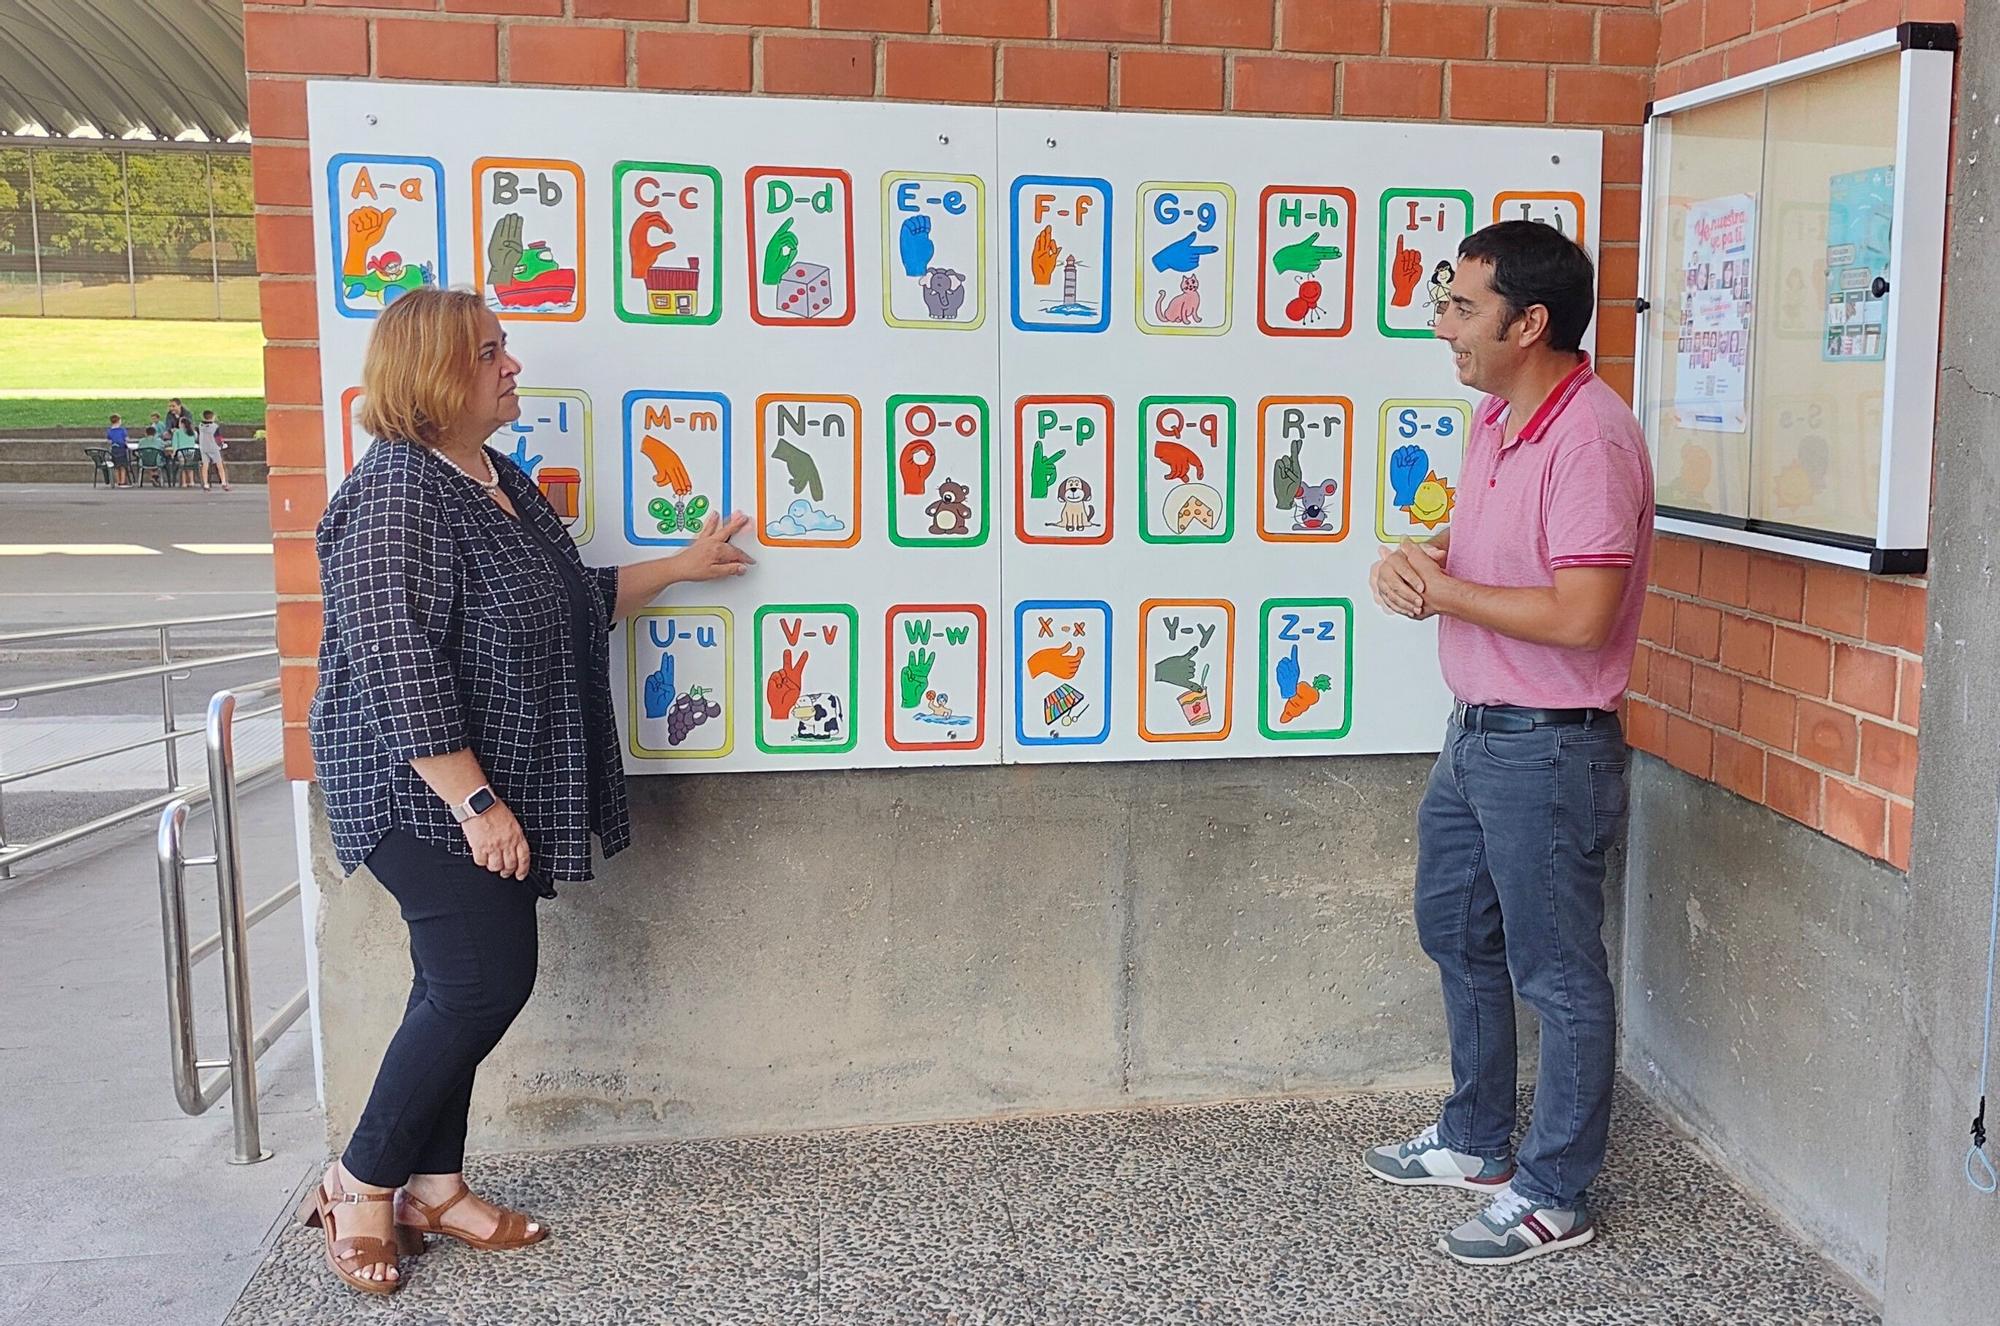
[1154,274,1201,325]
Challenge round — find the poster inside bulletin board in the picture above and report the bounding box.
[307,83,1602,775]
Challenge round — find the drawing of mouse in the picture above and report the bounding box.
[1050,475,1098,532]
[1154,273,1202,324]
[1290,479,1340,532]
[921,268,967,320]
[924,478,974,536]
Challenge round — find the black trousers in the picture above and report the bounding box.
[342,829,540,1188]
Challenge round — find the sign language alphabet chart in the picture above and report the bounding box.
[310,84,1598,771]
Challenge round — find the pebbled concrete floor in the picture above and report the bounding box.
[227,1080,1874,1325]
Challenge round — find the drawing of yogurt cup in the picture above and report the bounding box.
[1178,688,1212,725]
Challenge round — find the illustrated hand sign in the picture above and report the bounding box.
[343,206,395,277]
[766,649,809,720]
[899,648,936,710]
[1030,226,1061,286]
[643,651,676,720]
[1272,231,1343,276]
[1028,439,1066,501]
[1275,643,1301,701]
[761,218,799,286]
[898,215,935,279]
[508,433,543,480]
[1152,645,1201,690]
[771,438,824,503]
[627,210,676,280]
[1390,235,1424,308]
[1389,444,1431,507]
[488,212,526,286]
[1152,231,1218,274]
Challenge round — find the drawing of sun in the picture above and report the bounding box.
[1402,472,1456,530]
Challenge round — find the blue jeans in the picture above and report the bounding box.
[1415,715,1628,1208]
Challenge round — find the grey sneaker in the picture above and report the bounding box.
[1439,1185,1595,1266]
[1362,1124,1515,1190]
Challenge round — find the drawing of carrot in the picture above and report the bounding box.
[1279,674,1332,725]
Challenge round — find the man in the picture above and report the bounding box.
[1362,221,1654,1266]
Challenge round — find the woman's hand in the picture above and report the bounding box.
[671,512,755,582]
[463,800,531,880]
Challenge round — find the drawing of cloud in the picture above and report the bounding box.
[765,498,848,538]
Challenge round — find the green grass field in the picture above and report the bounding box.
[0,395,264,432]
[0,318,265,429]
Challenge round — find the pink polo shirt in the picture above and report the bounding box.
[1437,356,1654,711]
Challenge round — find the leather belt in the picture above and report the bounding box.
[1451,702,1611,733]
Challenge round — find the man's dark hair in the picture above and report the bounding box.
[1456,220,1596,353]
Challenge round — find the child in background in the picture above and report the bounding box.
[106,414,130,487]
[174,415,201,489]
[172,421,202,487]
[196,409,229,492]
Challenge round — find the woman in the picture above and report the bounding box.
[303,288,752,1295]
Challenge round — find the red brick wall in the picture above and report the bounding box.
[256,2,1956,874]
[251,0,1658,782]
[1624,0,1959,869]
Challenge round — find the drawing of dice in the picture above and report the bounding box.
[776,262,833,319]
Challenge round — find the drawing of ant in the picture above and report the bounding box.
[1286,275,1324,325]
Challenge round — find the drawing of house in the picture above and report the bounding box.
[644,257,701,316]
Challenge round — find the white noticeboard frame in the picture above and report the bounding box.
[306,82,1601,775]
[1635,24,1956,573]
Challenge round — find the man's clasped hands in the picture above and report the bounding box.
[1370,539,1451,622]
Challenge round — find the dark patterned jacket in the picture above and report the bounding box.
[309,439,631,885]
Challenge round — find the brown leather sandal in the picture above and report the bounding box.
[396,1183,549,1251]
[297,1175,425,1295]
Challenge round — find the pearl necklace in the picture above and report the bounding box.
[440,446,501,492]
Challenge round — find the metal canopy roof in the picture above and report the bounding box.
[0,0,247,143]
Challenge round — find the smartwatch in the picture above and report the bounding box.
[450,785,498,823]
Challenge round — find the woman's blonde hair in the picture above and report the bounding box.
[357,287,490,447]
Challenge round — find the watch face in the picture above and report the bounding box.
[469,787,496,814]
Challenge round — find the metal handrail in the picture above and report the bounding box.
[156,679,306,1164]
[0,702,281,787]
[0,609,277,647]
[0,647,278,704]
[0,609,278,878]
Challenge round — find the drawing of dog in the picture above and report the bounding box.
[1051,475,1098,532]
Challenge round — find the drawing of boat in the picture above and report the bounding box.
[494,241,577,309]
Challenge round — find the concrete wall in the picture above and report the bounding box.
[1621,756,1905,1291]
[312,753,1571,1152]
[1880,6,2000,1317]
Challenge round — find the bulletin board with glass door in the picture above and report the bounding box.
[1636,24,1956,573]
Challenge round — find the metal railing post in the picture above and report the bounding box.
[159,625,180,791]
[205,688,269,1165]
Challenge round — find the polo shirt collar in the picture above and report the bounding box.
[1480,353,1594,450]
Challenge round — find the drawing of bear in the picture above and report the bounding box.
[925,478,975,536]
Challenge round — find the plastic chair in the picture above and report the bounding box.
[134,446,165,487]
[83,446,116,488]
